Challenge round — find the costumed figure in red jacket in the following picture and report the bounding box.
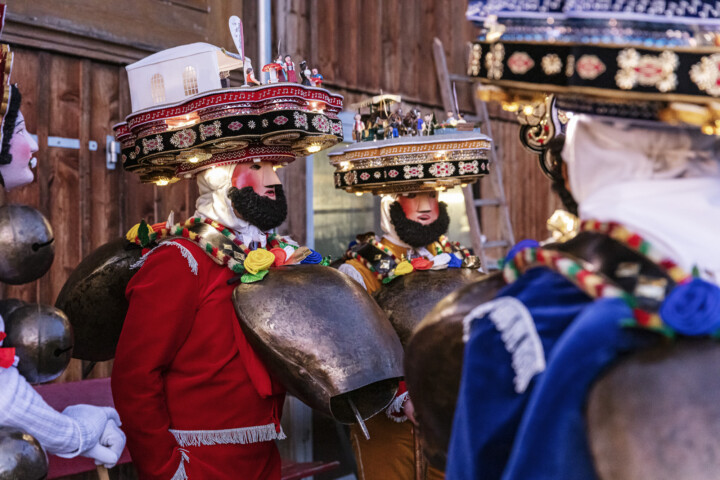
[109,32,348,479]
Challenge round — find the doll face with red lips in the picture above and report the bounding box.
[1,111,38,190]
[231,161,282,199]
[396,191,440,225]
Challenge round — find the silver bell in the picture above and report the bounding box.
[3,304,73,384]
[0,427,48,480]
[0,205,54,285]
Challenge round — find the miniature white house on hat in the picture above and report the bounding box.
[125,42,249,112]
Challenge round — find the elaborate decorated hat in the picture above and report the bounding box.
[329,133,492,195]
[114,39,343,185]
[466,0,720,135]
[0,4,14,147]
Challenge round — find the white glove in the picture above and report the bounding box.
[58,405,122,461]
[87,419,125,468]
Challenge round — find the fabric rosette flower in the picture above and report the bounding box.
[242,248,276,283]
[431,253,451,270]
[411,257,433,271]
[395,260,414,276]
[300,249,323,264]
[382,260,414,284]
[659,278,720,336]
[448,253,463,268]
[270,247,289,267]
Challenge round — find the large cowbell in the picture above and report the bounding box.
[0,427,48,480]
[0,205,54,285]
[404,272,505,470]
[55,238,142,361]
[232,264,404,424]
[373,268,484,348]
[1,301,73,384]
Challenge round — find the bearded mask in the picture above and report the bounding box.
[388,199,450,248]
[228,184,287,232]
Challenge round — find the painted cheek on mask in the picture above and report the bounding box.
[2,131,36,190]
[397,193,439,224]
[231,164,265,194]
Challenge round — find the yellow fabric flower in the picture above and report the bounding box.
[126,222,142,242]
[394,260,414,276]
[244,248,275,275]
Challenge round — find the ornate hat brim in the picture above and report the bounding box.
[114,84,344,184]
[329,133,492,195]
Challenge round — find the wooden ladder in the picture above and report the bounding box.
[432,37,515,269]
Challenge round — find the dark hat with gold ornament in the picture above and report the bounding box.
[329,133,492,195]
[114,31,343,186]
[466,0,720,138]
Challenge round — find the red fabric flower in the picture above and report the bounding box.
[0,347,15,368]
[411,258,433,271]
[0,332,5,342]
[270,248,288,267]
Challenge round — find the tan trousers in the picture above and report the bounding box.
[350,413,444,480]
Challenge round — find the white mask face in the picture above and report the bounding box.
[0,111,38,190]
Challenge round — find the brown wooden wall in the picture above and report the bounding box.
[0,0,558,383]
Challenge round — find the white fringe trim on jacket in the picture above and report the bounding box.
[462,296,546,394]
[170,449,190,480]
[385,391,409,423]
[169,423,286,448]
[130,240,199,275]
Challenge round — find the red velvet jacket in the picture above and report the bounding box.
[112,239,285,479]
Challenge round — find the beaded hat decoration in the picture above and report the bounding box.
[466,0,720,135]
[329,133,492,195]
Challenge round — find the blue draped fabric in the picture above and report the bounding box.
[446,268,658,480]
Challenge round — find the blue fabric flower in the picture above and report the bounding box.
[660,278,720,336]
[448,253,463,268]
[301,249,323,264]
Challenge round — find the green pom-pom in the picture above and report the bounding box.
[241,269,269,283]
[138,220,151,247]
[320,256,332,267]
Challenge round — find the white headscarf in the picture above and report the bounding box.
[563,114,720,283]
[193,164,269,248]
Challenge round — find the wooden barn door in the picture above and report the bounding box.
[0,46,199,381]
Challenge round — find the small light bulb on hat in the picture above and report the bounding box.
[307,143,323,153]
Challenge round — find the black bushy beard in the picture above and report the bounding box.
[228,185,288,232]
[389,200,450,248]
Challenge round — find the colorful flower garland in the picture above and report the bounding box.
[126,217,321,283]
[346,235,468,285]
[503,220,706,337]
[580,220,692,284]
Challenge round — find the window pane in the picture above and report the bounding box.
[150,73,165,104]
[183,66,199,96]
